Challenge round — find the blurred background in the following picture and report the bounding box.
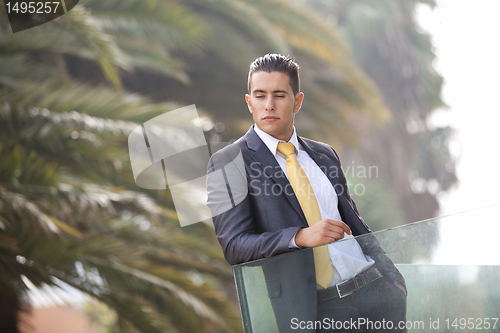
[1,0,497,332]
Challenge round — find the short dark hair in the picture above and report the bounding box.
[248,54,300,96]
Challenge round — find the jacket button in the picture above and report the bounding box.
[308,277,315,284]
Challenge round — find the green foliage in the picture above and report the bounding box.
[122,0,392,146]
[0,0,438,331]
[0,101,241,332]
[304,0,455,222]
[347,176,405,232]
[0,1,241,332]
[82,301,119,333]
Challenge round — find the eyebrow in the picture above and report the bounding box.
[252,89,289,95]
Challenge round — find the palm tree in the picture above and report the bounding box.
[111,0,392,147]
[303,0,457,226]
[0,2,240,332]
[1,0,402,331]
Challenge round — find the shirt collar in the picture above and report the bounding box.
[253,124,300,157]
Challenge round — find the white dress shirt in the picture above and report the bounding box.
[254,125,374,287]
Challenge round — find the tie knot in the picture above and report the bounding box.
[277,142,296,157]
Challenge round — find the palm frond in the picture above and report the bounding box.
[0,77,180,122]
[54,5,129,89]
[84,0,207,52]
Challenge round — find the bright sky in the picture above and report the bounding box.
[416,1,500,269]
[417,0,500,216]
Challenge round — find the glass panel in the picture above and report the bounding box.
[233,204,500,332]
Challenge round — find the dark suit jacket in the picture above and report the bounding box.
[207,126,405,331]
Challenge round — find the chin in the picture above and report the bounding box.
[261,126,279,136]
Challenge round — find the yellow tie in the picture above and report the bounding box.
[277,142,334,289]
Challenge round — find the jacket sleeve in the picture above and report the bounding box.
[206,146,301,266]
[211,195,302,266]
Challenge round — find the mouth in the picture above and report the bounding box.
[263,116,279,121]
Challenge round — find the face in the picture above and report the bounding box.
[246,71,304,141]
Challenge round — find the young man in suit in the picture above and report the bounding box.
[207,54,407,332]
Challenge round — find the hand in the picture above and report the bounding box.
[295,219,352,248]
[395,283,407,296]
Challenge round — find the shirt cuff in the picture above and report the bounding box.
[288,231,301,249]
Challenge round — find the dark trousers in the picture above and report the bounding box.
[316,277,407,332]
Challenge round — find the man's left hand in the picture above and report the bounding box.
[395,283,407,296]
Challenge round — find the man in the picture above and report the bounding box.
[207,54,406,332]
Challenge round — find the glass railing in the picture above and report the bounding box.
[232,204,500,332]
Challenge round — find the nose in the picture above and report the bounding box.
[265,96,275,111]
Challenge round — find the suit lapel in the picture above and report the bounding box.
[244,127,369,235]
[245,127,307,225]
[297,136,342,191]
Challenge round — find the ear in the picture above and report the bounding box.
[293,92,304,114]
[245,94,253,113]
